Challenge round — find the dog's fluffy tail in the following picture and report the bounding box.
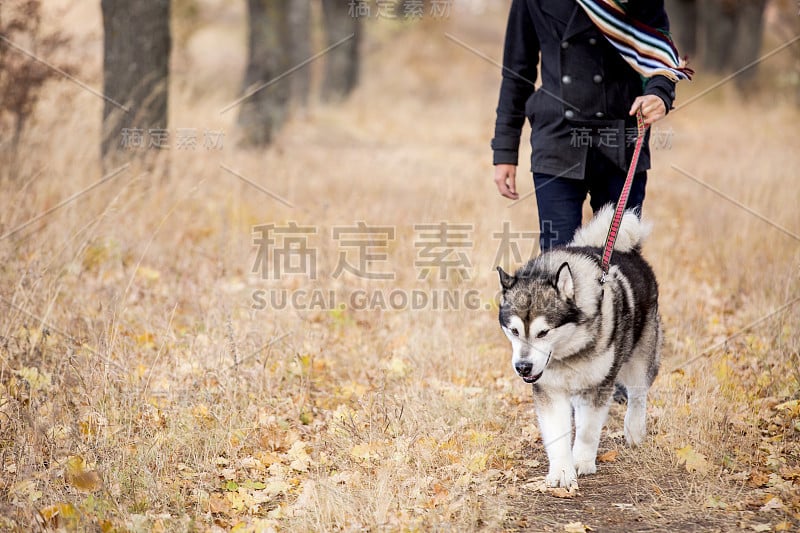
[569,204,651,252]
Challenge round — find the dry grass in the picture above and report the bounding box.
[1,2,799,532]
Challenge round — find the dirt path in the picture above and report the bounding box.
[502,405,776,532]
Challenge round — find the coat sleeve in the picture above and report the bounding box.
[491,0,540,166]
[634,0,677,113]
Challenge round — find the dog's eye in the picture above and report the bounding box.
[510,328,520,337]
[536,329,549,339]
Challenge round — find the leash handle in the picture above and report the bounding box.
[600,107,647,282]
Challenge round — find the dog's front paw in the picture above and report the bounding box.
[545,465,578,489]
[575,459,596,476]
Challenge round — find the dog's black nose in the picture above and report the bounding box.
[515,362,533,376]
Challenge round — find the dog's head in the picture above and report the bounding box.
[497,261,583,383]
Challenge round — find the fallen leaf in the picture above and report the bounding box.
[748,470,770,488]
[288,441,311,472]
[467,453,488,473]
[39,503,77,524]
[775,521,793,531]
[264,480,290,495]
[350,442,381,461]
[760,496,784,512]
[597,450,618,463]
[774,399,799,413]
[239,480,267,490]
[549,486,580,499]
[15,367,52,393]
[564,521,592,532]
[386,356,409,378]
[256,451,282,467]
[750,524,771,532]
[705,495,728,509]
[136,266,161,281]
[675,445,711,474]
[208,492,231,515]
[65,455,102,492]
[69,470,103,492]
[9,479,41,503]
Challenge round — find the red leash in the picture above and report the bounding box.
[600,107,648,283]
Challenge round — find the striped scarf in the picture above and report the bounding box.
[576,0,693,82]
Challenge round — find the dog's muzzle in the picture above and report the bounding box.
[514,362,543,383]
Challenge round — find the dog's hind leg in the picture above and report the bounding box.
[572,394,612,476]
[619,314,661,447]
[618,355,650,446]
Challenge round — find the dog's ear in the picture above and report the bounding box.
[555,262,574,300]
[496,266,516,291]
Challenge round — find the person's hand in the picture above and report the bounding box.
[494,164,518,200]
[629,95,667,126]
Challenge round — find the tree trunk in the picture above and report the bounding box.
[288,0,311,106]
[664,0,697,59]
[237,0,291,146]
[698,0,740,73]
[698,0,766,83]
[321,0,361,102]
[101,0,171,166]
[730,0,766,90]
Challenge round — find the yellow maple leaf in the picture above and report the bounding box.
[675,445,711,474]
[39,503,78,524]
[65,455,103,492]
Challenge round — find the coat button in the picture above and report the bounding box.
[564,110,575,119]
[595,111,605,118]
[561,41,569,49]
[593,74,603,83]
[589,37,597,45]
[562,75,572,84]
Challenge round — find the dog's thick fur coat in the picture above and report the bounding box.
[497,205,661,489]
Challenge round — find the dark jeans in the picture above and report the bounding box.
[533,152,647,251]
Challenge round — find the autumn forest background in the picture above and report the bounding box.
[1,0,799,531]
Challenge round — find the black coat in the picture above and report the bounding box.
[491,0,676,179]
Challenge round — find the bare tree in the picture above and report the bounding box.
[667,0,767,89]
[321,0,361,102]
[100,0,171,165]
[0,0,74,158]
[237,0,291,146]
[289,0,311,106]
[664,0,697,59]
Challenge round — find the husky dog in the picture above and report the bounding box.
[497,205,661,489]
